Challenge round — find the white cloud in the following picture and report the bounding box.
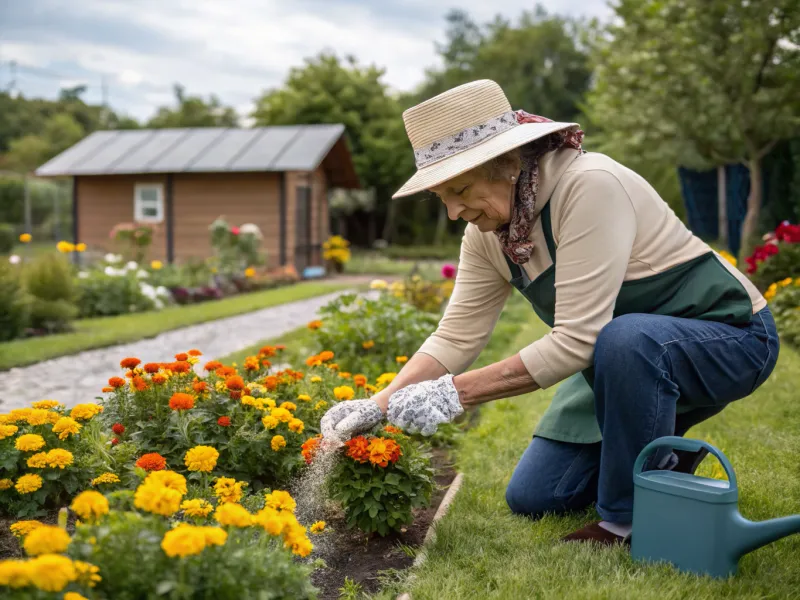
[1,0,612,121]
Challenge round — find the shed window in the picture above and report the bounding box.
[134,183,164,223]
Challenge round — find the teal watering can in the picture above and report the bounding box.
[631,436,800,578]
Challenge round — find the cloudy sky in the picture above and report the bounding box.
[0,0,611,122]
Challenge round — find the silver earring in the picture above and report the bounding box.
[510,176,517,183]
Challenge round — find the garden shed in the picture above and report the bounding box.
[34,125,360,270]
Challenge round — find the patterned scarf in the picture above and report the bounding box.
[494,110,585,265]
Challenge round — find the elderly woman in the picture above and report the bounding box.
[321,80,778,545]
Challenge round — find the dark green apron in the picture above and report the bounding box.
[505,202,754,443]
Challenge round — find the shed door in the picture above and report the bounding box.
[294,185,313,271]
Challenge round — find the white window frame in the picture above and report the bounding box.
[134,183,165,224]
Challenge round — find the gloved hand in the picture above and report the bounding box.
[387,374,464,436]
[320,399,383,441]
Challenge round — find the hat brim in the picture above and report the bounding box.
[392,121,579,198]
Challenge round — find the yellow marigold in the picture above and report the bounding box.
[780,277,793,287]
[16,434,46,452]
[307,320,323,330]
[25,409,51,426]
[8,408,32,423]
[134,482,182,517]
[365,384,378,394]
[73,560,101,588]
[0,424,18,439]
[45,448,73,469]
[297,394,311,402]
[70,403,103,421]
[253,506,287,536]
[264,398,276,408]
[10,520,43,538]
[396,356,409,364]
[19,232,32,243]
[241,395,266,410]
[310,521,326,534]
[65,591,91,600]
[0,558,32,588]
[362,340,375,349]
[270,407,293,423]
[214,503,253,527]
[52,417,81,440]
[271,435,286,451]
[200,526,227,546]
[213,477,247,504]
[16,474,43,494]
[151,259,163,270]
[27,452,49,468]
[91,472,120,486]
[161,526,207,558]
[0,478,13,490]
[328,363,339,371]
[280,401,297,411]
[333,386,355,401]
[376,372,397,387]
[283,521,313,557]
[181,498,213,518]
[288,418,304,434]
[310,376,322,383]
[262,415,279,429]
[265,490,296,513]
[23,525,71,556]
[144,470,188,494]
[184,445,219,472]
[370,279,388,290]
[28,554,77,592]
[314,400,328,411]
[70,491,109,521]
[31,400,62,410]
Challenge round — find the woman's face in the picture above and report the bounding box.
[429,169,515,232]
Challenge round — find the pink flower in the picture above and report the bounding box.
[231,227,240,235]
[441,264,456,279]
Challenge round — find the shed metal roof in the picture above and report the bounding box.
[35,124,348,177]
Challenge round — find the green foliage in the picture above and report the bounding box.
[749,243,800,291]
[110,222,155,263]
[146,84,239,128]
[208,217,264,275]
[328,429,434,536]
[0,223,15,253]
[22,253,77,331]
[75,271,155,318]
[380,244,461,261]
[312,293,439,378]
[0,176,70,239]
[0,262,31,341]
[770,281,800,347]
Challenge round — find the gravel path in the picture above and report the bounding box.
[0,289,355,411]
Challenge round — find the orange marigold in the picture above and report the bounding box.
[275,344,286,351]
[171,361,192,374]
[216,366,236,378]
[307,320,322,330]
[305,355,323,367]
[226,375,245,391]
[244,356,260,371]
[345,436,370,463]
[261,359,272,368]
[136,453,167,471]
[152,373,167,385]
[188,349,202,356]
[120,357,141,369]
[193,381,208,394]
[174,352,189,361]
[102,386,114,393]
[264,375,279,391]
[301,435,321,465]
[318,350,334,362]
[108,376,125,389]
[384,425,403,435]
[169,393,195,411]
[367,437,402,468]
[217,416,231,427]
[132,376,148,392]
[204,360,223,371]
[143,363,161,374]
[353,374,368,388]
[259,345,277,358]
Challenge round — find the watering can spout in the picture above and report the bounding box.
[732,512,800,557]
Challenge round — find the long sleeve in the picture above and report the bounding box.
[518,168,637,388]
[416,225,512,375]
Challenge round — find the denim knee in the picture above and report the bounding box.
[505,480,558,518]
[595,314,660,371]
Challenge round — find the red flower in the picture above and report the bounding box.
[231,226,240,235]
[344,436,370,463]
[193,381,208,394]
[225,375,245,391]
[301,435,321,464]
[136,453,166,471]
[170,361,192,374]
[108,376,126,389]
[275,345,286,351]
[217,416,231,427]
[111,438,120,446]
[441,263,457,279]
[174,352,188,362]
[169,393,195,411]
[204,360,223,371]
[259,346,277,358]
[143,362,161,374]
[229,391,242,400]
[120,357,141,369]
[216,366,236,378]
[776,221,800,243]
[112,423,125,435]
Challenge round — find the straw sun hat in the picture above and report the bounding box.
[393,79,579,198]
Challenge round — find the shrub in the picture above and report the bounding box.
[0,262,31,341]
[323,235,351,271]
[311,293,438,378]
[76,270,156,317]
[749,242,800,291]
[109,222,155,263]
[327,427,434,536]
[767,277,800,347]
[0,223,15,254]
[23,254,77,331]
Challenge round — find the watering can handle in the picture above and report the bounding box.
[632,436,737,490]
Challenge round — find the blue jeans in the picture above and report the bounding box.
[506,307,779,524]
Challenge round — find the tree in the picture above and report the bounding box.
[5,113,85,173]
[586,0,800,253]
[146,84,239,128]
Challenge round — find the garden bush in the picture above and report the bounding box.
[746,221,800,291]
[76,270,157,317]
[0,223,15,254]
[0,262,31,341]
[23,253,77,331]
[766,278,800,347]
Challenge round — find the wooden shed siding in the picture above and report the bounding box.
[314,167,329,246]
[76,175,168,261]
[172,172,281,265]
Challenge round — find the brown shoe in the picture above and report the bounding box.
[562,522,631,547]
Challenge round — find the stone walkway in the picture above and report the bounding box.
[0,289,357,411]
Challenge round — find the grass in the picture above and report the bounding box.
[372,294,800,600]
[346,252,449,279]
[0,281,351,370]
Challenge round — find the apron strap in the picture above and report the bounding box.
[540,202,557,262]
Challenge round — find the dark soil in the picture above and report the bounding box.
[311,448,457,600]
[0,509,79,559]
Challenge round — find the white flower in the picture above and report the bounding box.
[104,266,125,277]
[78,271,89,279]
[156,286,170,298]
[104,253,122,264]
[126,261,138,271]
[136,269,149,279]
[8,255,20,265]
[240,223,263,239]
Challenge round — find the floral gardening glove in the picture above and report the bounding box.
[387,374,464,437]
[320,400,383,441]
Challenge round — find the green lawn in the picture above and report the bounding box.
[346,252,449,280]
[374,295,800,600]
[0,282,350,370]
